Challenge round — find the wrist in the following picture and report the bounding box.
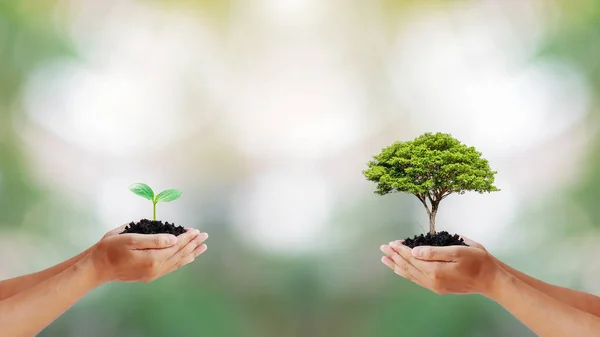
[80,252,113,286]
[490,254,507,271]
[482,265,513,300]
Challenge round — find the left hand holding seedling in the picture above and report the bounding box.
[90,228,208,283]
[380,240,500,296]
[0,227,208,337]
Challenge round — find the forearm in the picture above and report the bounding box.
[0,245,95,301]
[494,257,600,317]
[487,269,600,337]
[0,256,103,337]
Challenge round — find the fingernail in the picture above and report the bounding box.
[198,232,208,240]
[389,241,399,248]
[380,245,387,252]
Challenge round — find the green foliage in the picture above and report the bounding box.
[155,189,183,203]
[363,132,499,232]
[363,132,498,197]
[129,183,155,201]
[129,183,182,220]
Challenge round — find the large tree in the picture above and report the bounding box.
[363,132,499,234]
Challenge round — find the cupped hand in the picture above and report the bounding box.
[380,239,499,296]
[459,235,486,251]
[88,228,208,283]
[102,224,129,239]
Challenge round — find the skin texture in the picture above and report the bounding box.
[380,236,600,337]
[0,225,208,337]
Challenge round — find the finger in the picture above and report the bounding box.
[193,243,208,257]
[174,254,195,271]
[458,235,480,247]
[103,224,128,238]
[388,241,419,263]
[409,245,463,262]
[381,256,396,270]
[164,232,208,266]
[382,244,419,272]
[112,224,128,233]
[381,256,412,280]
[381,244,426,280]
[388,241,438,272]
[381,245,406,266]
[152,229,201,257]
[380,252,422,286]
[125,233,178,249]
[163,244,207,275]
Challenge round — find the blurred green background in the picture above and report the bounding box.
[1,0,599,336]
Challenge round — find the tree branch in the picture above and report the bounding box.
[415,194,431,215]
[426,193,436,206]
[433,187,449,201]
[441,189,453,199]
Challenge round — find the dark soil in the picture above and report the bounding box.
[120,219,185,236]
[402,231,468,248]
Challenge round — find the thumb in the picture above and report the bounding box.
[460,236,478,246]
[459,235,485,249]
[125,234,178,249]
[411,246,460,262]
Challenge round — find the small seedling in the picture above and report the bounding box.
[129,183,182,221]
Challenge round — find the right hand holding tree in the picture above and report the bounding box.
[380,238,500,296]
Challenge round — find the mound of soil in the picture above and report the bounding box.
[402,231,467,248]
[120,219,185,236]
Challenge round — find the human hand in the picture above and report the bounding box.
[87,228,208,284]
[380,239,500,296]
[102,224,128,239]
[459,235,486,251]
[81,224,129,260]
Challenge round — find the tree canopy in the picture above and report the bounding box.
[363,132,499,233]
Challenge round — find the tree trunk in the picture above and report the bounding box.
[429,203,439,234]
[428,211,436,234]
[417,194,439,234]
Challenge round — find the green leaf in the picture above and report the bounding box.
[155,189,182,203]
[129,183,155,201]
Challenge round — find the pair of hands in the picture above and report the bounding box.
[85,225,208,284]
[86,226,496,292]
[380,236,500,296]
